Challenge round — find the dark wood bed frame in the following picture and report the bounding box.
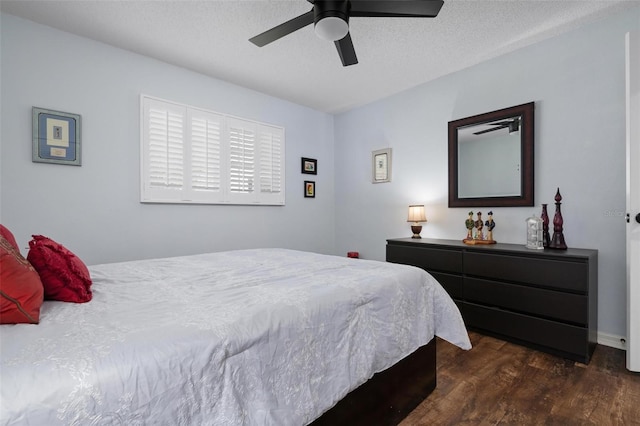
[311,337,437,426]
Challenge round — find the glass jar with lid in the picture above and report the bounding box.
[526,214,544,250]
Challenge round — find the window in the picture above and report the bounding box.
[141,96,285,205]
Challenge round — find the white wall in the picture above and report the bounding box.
[334,7,640,339]
[0,14,335,265]
[3,8,639,340]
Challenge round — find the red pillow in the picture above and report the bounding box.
[0,224,19,252]
[1,236,44,324]
[27,235,92,303]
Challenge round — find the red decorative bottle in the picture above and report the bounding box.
[541,204,550,248]
[549,188,567,250]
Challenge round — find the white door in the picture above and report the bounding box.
[626,31,640,372]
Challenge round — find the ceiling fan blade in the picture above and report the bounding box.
[335,33,358,66]
[349,0,444,18]
[473,125,509,135]
[249,10,314,47]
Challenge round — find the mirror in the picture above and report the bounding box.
[448,102,534,207]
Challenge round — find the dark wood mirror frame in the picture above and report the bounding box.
[448,102,535,207]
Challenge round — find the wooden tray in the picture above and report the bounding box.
[463,239,497,245]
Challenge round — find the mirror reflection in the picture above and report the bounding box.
[448,102,534,207]
[457,116,522,198]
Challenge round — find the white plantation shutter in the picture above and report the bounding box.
[142,98,186,202]
[149,108,184,188]
[228,118,256,198]
[141,95,284,205]
[258,125,284,203]
[188,110,223,201]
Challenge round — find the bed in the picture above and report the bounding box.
[0,248,470,425]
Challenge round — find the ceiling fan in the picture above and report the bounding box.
[249,0,445,66]
[473,118,521,135]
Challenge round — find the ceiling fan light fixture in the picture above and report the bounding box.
[250,0,443,66]
[314,16,349,41]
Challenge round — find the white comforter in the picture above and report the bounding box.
[0,249,470,426]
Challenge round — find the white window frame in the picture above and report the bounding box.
[140,95,285,205]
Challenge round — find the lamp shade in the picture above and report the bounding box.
[407,205,426,223]
[314,16,349,41]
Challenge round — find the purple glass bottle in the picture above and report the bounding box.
[541,203,550,248]
[549,188,567,250]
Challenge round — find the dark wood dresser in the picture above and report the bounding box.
[386,238,598,363]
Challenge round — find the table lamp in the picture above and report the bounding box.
[407,205,427,239]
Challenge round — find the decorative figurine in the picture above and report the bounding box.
[485,211,496,242]
[465,211,474,240]
[463,211,496,245]
[475,211,484,240]
[541,203,550,248]
[549,188,567,249]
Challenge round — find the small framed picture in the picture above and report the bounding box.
[301,157,317,175]
[372,148,392,183]
[32,107,82,166]
[304,181,315,198]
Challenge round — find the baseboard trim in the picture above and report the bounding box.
[597,332,626,350]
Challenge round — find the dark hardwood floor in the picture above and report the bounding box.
[400,332,640,425]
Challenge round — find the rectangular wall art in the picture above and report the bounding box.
[304,181,315,198]
[32,107,82,166]
[301,157,317,175]
[372,148,392,183]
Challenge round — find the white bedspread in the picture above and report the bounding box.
[0,249,470,426]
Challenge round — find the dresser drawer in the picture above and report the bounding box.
[464,252,588,293]
[386,238,597,363]
[462,302,589,361]
[386,245,462,274]
[465,277,587,325]
[430,272,463,300]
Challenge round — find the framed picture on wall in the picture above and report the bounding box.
[304,181,315,198]
[301,157,317,175]
[372,148,392,183]
[32,107,82,166]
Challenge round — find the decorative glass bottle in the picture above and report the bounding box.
[526,214,544,250]
[549,188,568,250]
[541,204,550,248]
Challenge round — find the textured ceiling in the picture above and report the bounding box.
[1,0,637,113]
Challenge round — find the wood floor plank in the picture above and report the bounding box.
[399,332,640,426]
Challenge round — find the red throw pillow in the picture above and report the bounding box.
[1,236,44,324]
[0,224,20,252]
[27,235,92,303]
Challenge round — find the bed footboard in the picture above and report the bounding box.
[311,337,437,426]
